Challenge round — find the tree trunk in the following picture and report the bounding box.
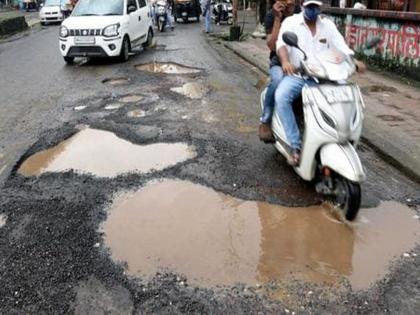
[233,0,238,26]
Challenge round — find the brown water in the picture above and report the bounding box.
[120,95,143,103]
[103,180,420,289]
[18,129,196,178]
[170,83,208,99]
[136,62,201,74]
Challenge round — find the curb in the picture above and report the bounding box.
[223,40,420,182]
[27,20,41,28]
[224,41,269,74]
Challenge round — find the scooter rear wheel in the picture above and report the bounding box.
[333,176,361,221]
[158,19,165,32]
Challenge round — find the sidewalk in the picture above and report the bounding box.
[224,38,420,180]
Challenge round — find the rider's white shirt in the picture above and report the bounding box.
[276,13,353,69]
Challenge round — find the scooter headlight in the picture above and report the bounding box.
[103,23,120,37]
[59,26,69,38]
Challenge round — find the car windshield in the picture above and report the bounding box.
[72,0,124,16]
[44,0,62,6]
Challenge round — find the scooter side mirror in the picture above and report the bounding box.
[282,31,307,60]
[365,36,381,49]
[282,32,299,48]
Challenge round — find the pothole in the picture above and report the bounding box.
[104,103,123,110]
[127,110,148,118]
[361,85,399,94]
[102,77,130,86]
[120,95,143,103]
[74,106,87,111]
[103,179,420,290]
[18,129,196,178]
[170,82,208,99]
[0,214,6,228]
[368,85,398,93]
[135,62,202,74]
[376,114,405,122]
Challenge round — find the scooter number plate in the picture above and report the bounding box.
[322,86,353,104]
[75,36,95,45]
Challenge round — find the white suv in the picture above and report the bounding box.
[59,0,154,64]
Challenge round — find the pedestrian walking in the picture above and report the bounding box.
[201,0,212,33]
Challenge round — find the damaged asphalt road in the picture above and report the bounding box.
[1,24,420,314]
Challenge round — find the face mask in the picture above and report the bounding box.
[303,6,320,22]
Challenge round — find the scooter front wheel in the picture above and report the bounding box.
[333,176,361,221]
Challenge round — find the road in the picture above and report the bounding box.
[0,22,419,314]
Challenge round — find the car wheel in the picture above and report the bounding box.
[118,36,130,62]
[64,56,74,64]
[142,28,154,49]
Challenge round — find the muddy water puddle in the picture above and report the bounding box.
[127,110,148,118]
[136,62,201,74]
[18,129,196,178]
[170,83,208,99]
[102,77,130,86]
[103,180,420,290]
[120,95,143,103]
[0,214,6,228]
[104,103,123,110]
[74,105,87,111]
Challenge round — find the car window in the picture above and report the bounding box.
[127,0,138,10]
[72,0,124,16]
[138,0,146,8]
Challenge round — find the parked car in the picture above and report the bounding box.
[59,0,154,64]
[39,0,68,25]
[24,0,40,12]
[174,0,200,23]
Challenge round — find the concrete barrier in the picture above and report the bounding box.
[0,15,28,37]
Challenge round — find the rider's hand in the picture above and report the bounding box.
[354,60,366,73]
[273,2,285,18]
[282,62,294,75]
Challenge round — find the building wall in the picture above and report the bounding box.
[325,9,420,79]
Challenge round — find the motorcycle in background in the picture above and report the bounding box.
[212,0,233,25]
[156,0,169,32]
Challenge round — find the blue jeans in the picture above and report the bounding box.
[204,7,212,32]
[261,66,284,124]
[274,76,313,150]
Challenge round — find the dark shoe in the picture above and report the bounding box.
[287,149,301,166]
[259,123,275,143]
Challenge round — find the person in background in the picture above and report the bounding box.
[259,0,296,143]
[201,0,212,33]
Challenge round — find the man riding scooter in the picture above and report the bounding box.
[274,0,365,165]
[259,0,297,143]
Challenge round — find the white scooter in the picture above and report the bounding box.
[156,0,170,32]
[261,32,380,221]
